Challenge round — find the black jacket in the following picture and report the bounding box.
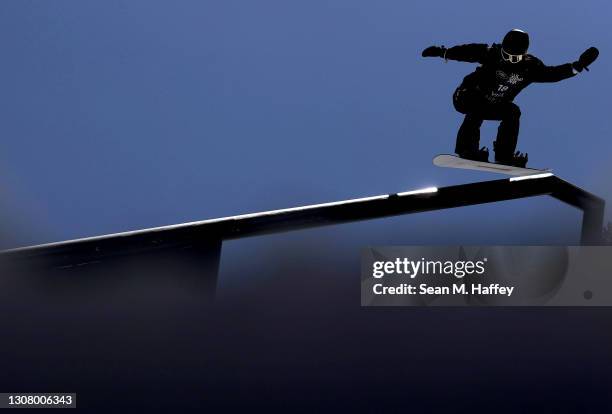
[446,43,575,103]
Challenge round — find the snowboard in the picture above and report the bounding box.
[433,154,551,177]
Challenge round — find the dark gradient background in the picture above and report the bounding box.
[1,1,612,411]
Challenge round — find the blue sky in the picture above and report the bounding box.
[1,0,610,250]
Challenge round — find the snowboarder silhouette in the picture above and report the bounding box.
[422,29,599,167]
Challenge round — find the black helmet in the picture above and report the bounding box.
[502,29,529,62]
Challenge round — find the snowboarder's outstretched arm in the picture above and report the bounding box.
[531,59,576,83]
[422,43,489,63]
[532,46,599,83]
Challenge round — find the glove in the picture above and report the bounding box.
[572,46,599,72]
[421,45,446,58]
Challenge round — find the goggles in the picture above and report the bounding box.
[501,48,524,63]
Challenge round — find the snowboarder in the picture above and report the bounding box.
[422,29,599,167]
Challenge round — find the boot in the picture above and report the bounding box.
[458,146,489,162]
[494,149,528,167]
[493,140,527,167]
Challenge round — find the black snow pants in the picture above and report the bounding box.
[452,86,521,162]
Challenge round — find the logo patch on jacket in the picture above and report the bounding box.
[496,71,523,85]
[508,74,524,85]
